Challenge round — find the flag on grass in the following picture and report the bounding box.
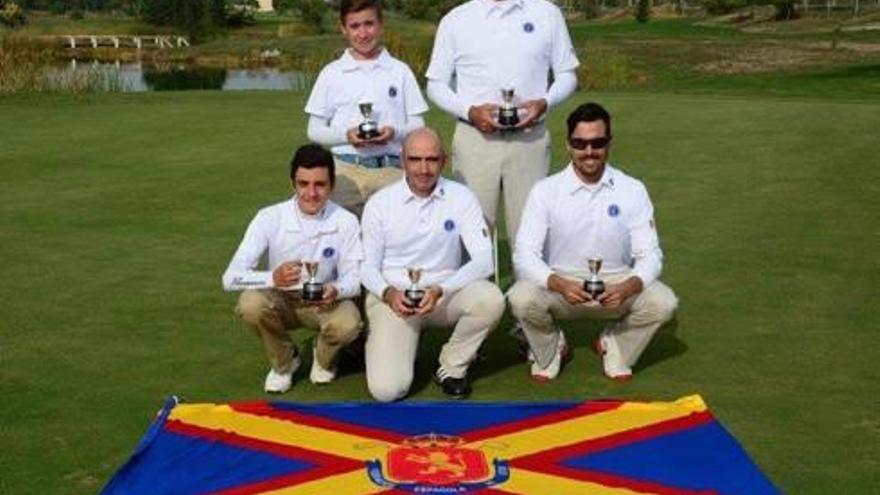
[101,395,778,495]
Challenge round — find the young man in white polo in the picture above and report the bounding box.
[508,102,679,382]
[222,144,364,393]
[361,128,505,402]
[305,0,428,217]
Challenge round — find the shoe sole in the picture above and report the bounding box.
[530,345,572,383]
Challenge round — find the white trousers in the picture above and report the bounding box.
[451,122,550,243]
[364,280,505,402]
[507,272,678,373]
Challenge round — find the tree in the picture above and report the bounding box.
[635,0,650,22]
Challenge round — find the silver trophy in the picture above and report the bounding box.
[301,260,324,302]
[357,101,380,140]
[583,257,605,298]
[498,88,520,128]
[404,267,425,308]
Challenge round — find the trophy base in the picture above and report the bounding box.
[583,280,605,299]
[404,289,425,309]
[498,109,519,128]
[358,127,380,140]
[302,282,324,302]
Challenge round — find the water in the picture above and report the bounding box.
[51,59,313,92]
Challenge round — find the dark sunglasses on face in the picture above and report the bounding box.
[568,136,610,150]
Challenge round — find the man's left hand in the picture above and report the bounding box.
[414,286,443,316]
[313,284,339,312]
[597,277,643,309]
[368,126,395,145]
[515,99,548,129]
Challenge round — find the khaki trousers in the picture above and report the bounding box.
[331,159,403,217]
[235,289,363,373]
[451,122,550,243]
[507,272,678,372]
[364,280,505,402]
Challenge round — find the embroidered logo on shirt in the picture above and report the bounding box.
[444,219,456,232]
[608,204,621,217]
[389,85,398,98]
[523,22,535,33]
[323,247,336,258]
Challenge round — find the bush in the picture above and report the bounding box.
[635,0,650,22]
[296,0,327,33]
[699,0,747,15]
[1,2,26,28]
[576,0,601,20]
[68,8,85,20]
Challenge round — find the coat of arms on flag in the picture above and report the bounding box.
[101,395,779,494]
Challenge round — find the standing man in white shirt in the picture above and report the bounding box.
[508,103,678,382]
[306,0,429,217]
[222,144,364,393]
[361,128,505,402]
[425,0,579,246]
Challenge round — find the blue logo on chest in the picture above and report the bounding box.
[444,219,456,232]
[322,247,336,258]
[388,85,398,98]
[523,22,535,33]
[607,204,621,218]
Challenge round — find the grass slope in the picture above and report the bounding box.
[0,91,878,494]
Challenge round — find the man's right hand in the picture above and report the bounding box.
[548,274,592,306]
[383,287,415,318]
[346,127,372,148]
[467,104,502,134]
[272,261,302,288]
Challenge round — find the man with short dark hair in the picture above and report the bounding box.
[306,0,428,216]
[222,144,363,393]
[508,102,678,382]
[361,128,505,401]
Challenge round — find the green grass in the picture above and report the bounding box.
[1,90,878,494]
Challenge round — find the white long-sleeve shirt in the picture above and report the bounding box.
[361,177,494,297]
[514,164,664,288]
[222,198,363,299]
[425,0,580,120]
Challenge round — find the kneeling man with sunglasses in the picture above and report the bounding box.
[508,102,678,382]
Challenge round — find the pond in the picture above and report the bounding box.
[50,59,313,92]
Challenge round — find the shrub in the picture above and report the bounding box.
[0,2,26,28]
[296,0,327,34]
[635,0,650,22]
[575,0,601,19]
[68,8,85,20]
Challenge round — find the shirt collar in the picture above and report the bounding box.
[478,0,524,17]
[340,47,392,72]
[285,197,335,233]
[398,177,448,204]
[564,163,616,195]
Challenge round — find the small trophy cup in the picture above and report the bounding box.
[357,102,380,140]
[404,267,425,309]
[498,88,520,128]
[302,260,324,302]
[583,257,605,298]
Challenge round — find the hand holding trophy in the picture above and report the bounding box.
[404,267,425,309]
[301,260,324,303]
[583,257,605,299]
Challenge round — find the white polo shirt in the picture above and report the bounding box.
[222,198,363,299]
[513,164,664,288]
[426,0,579,118]
[305,48,428,157]
[361,177,494,297]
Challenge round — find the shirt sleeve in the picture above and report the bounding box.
[307,114,348,147]
[403,66,429,117]
[512,183,554,288]
[304,67,333,119]
[438,190,494,294]
[360,196,390,298]
[550,6,580,75]
[221,211,274,291]
[425,17,472,120]
[333,216,363,300]
[629,183,663,286]
[544,70,577,109]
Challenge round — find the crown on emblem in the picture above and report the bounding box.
[402,433,465,449]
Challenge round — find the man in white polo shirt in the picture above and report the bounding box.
[306,0,428,217]
[361,127,505,401]
[508,102,678,382]
[222,144,363,393]
[425,0,579,245]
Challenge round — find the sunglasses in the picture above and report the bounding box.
[568,136,610,150]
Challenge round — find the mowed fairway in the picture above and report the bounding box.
[1,90,878,494]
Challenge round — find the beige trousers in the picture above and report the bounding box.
[451,122,550,243]
[235,289,363,373]
[364,280,505,402]
[331,159,403,217]
[507,272,678,372]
